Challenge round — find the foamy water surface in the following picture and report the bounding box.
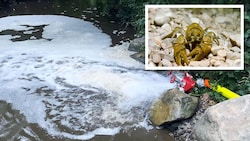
[0,15,175,140]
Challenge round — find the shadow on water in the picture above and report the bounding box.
[0,0,135,46]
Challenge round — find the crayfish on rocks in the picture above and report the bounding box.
[162,23,219,66]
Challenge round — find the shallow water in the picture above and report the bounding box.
[0,99,173,141]
[0,1,175,141]
[0,15,175,140]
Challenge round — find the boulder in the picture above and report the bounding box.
[194,94,250,141]
[149,89,199,126]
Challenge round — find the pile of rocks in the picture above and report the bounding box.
[147,8,241,67]
[168,93,216,141]
[149,88,250,141]
[148,89,215,141]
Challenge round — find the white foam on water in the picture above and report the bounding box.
[0,15,176,140]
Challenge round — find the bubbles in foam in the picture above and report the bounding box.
[0,15,176,140]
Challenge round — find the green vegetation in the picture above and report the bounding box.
[100,0,249,102]
[192,6,250,102]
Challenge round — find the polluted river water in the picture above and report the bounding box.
[0,1,176,141]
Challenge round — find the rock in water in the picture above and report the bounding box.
[130,52,145,64]
[149,89,199,126]
[128,36,145,52]
[128,36,145,64]
[194,95,250,141]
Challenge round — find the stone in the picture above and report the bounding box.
[209,59,216,66]
[189,61,199,67]
[233,59,241,67]
[230,46,241,53]
[155,28,167,35]
[200,59,210,67]
[130,51,145,64]
[154,12,171,26]
[148,61,156,67]
[148,38,156,47]
[161,23,172,32]
[162,59,172,66]
[158,50,166,59]
[225,59,234,66]
[214,16,232,24]
[190,17,204,26]
[152,54,161,63]
[161,38,174,50]
[226,52,241,60]
[214,61,227,67]
[194,95,250,141]
[217,49,227,58]
[200,13,212,23]
[153,37,162,46]
[229,34,241,47]
[162,53,174,62]
[211,46,221,56]
[149,89,199,126]
[128,36,145,52]
[210,56,225,62]
[189,60,209,67]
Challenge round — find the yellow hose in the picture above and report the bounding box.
[214,85,240,99]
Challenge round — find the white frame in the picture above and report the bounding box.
[145,5,244,70]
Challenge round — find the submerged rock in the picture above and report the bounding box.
[149,89,199,126]
[194,95,250,141]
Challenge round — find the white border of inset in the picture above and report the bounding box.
[145,5,244,70]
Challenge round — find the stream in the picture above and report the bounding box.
[0,0,135,46]
[0,1,175,141]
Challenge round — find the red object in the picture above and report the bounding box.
[182,73,196,92]
[168,71,196,92]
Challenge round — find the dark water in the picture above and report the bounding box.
[0,0,135,46]
[0,1,175,141]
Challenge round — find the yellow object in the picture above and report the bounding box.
[214,85,240,99]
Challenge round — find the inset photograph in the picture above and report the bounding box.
[145,5,244,70]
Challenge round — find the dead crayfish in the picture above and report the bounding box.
[162,23,219,66]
